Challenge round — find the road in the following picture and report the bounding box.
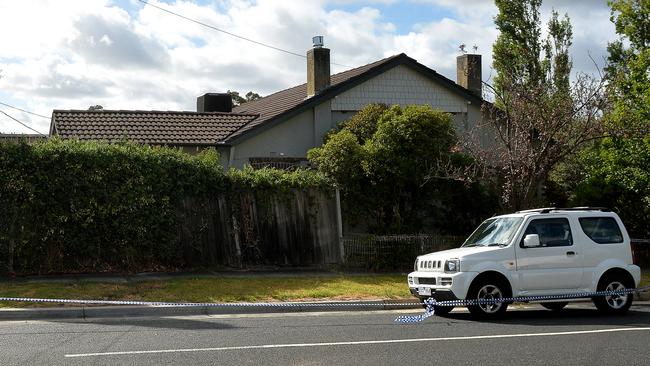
[1,303,649,365]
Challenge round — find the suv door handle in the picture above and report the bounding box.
[566,251,576,256]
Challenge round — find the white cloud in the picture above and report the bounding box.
[0,0,618,134]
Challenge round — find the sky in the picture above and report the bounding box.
[0,0,618,134]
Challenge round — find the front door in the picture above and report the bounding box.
[515,217,583,292]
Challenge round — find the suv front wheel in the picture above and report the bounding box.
[593,274,633,315]
[467,278,510,319]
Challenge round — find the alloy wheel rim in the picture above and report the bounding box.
[605,281,628,309]
[477,284,503,313]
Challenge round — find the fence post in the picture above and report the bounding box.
[335,188,345,263]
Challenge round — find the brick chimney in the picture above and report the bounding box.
[307,36,330,97]
[456,54,482,97]
[197,93,233,113]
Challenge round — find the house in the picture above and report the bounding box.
[50,109,258,163]
[0,133,47,144]
[50,37,491,169]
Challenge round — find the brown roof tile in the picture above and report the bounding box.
[52,110,259,145]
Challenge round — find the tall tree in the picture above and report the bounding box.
[605,0,649,133]
[482,0,606,210]
[227,90,262,106]
[566,0,650,237]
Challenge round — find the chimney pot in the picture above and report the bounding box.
[456,54,482,97]
[197,93,233,113]
[312,35,324,48]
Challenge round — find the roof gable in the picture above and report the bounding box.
[51,110,258,145]
[228,53,484,143]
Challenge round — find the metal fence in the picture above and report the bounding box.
[344,236,650,271]
[343,234,465,270]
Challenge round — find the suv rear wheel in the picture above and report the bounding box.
[593,275,633,315]
[467,279,509,319]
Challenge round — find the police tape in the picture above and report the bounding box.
[1,285,648,323]
[0,296,421,308]
[394,285,650,323]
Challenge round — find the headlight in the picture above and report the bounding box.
[414,258,419,271]
[444,259,460,273]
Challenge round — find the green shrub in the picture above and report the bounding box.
[0,139,331,274]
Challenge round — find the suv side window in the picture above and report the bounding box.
[579,217,623,244]
[520,218,573,247]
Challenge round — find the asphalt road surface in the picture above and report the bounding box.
[1,303,649,365]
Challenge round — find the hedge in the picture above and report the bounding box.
[0,139,331,274]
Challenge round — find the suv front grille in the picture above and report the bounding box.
[418,260,442,270]
[418,277,436,285]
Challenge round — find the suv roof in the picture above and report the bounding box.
[516,207,611,214]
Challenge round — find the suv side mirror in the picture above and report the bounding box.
[523,234,541,248]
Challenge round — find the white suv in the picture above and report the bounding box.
[407,207,641,318]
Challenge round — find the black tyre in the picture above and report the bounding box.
[541,302,568,311]
[593,275,633,315]
[467,278,509,319]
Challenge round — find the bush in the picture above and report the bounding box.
[0,139,331,274]
[309,104,495,234]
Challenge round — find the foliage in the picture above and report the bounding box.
[0,139,331,275]
[323,103,388,144]
[228,166,331,191]
[483,0,606,210]
[309,104,493,234]
[227,90,262,106]
[558,1,650,238]
[605,0,649,133]
[570,138,650,238]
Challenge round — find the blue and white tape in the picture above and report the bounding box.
[1,285,648,324]
[394,285,650,323]
[0,296,420,308]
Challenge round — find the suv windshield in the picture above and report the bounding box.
[462,217,523,247]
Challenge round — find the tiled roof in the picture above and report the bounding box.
[228,53,484,143]
[51,110,259,145]
[50,53,484,146]
[230,54,404,141]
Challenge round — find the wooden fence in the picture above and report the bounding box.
[176,190,341,268]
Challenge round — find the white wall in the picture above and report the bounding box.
[230,109,315,168]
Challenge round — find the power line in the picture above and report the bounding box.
[137,0,351,68]
[0,110,47,136]
[0,101,50,120]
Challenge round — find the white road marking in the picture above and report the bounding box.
[65,327,650,358]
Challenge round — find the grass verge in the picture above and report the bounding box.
[0,274,411,308]
[2,271,648,308]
